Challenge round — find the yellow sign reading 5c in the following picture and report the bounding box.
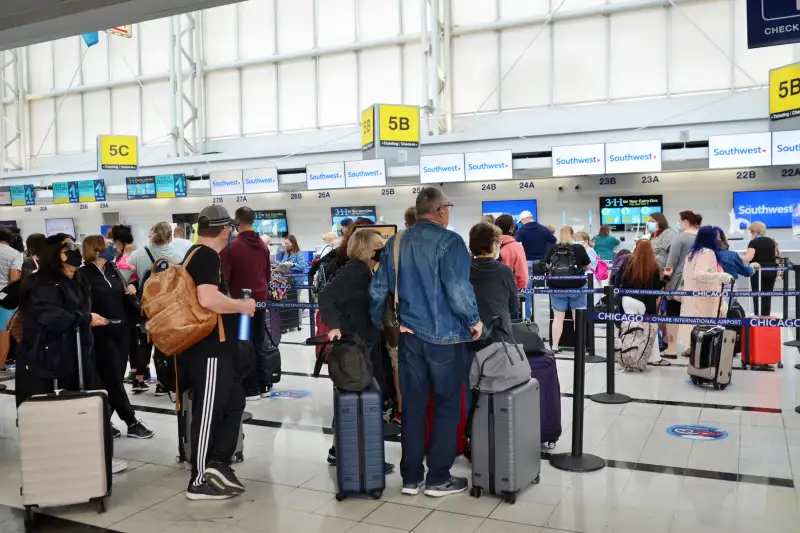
[98,135,138,170]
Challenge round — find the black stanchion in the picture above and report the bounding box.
[786,265,800,350]
[591,285,632,405]
[549,308,606,473]
[585,273,605,364]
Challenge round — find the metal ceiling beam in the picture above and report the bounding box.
[0,49,26,172]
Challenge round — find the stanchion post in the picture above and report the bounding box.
[584,273,605,364]
[787,265,800,353]
[591,285,631,405]
[784,266,790,322]
[549,309,606,472]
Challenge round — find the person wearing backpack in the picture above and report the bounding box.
[545,226,592,354]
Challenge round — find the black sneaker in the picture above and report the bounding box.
[327,446,336,465]
[186,479,238,501]
[111,424,121,439]
[401,480,424,496]
[204,462,245,493]
[131,381,149,394]
[123,371,136,384]
[154,383,168,397]
[424,476,468,497]
[127,420,154,439]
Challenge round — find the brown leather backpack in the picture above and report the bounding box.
[142,248,224,356]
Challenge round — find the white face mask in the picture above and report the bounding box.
[493,244,501,260]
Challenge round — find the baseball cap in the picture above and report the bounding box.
[198,204,236,229]
[519,211,533,220]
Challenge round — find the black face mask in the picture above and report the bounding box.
[372,247,383,262]
[63,243,83,267]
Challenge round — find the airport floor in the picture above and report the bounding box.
[2,299,800,533]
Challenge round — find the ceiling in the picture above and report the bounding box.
[0,0,244,50]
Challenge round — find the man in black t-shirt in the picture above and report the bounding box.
[183,205,256,501]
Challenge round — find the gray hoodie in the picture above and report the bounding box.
[665,230,697,290]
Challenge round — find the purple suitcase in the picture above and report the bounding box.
[266,308,282,346]
[528,352,562,449]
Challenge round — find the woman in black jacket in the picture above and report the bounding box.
[79,235,153,439]
[15,234,105,406]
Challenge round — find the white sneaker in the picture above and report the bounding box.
[112,458,129,474]
[261,392,271,399]
[246,395,261,402]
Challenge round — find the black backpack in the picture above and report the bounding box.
[548,244,584,289]
[327,335,372,392]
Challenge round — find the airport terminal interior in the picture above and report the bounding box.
[3,0,800,532]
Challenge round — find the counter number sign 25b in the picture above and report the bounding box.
[98,135,138,170]
[378,105,420,148]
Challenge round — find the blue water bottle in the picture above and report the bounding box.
[238,288,252,341]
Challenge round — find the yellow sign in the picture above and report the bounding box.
[98,135,138,170]
[770,63,800,121]
[377,105,420,148]
[361,106,375,151]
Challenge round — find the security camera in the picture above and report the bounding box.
[574,185,581,191]
[558,186,564,192]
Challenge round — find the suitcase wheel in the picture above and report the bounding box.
[545,441,557,449]
[369,490,382,500]
[778,362,784,369]
[24,506,34,525]
[95,498,106,514]
[502,492,516,505]
[233,452,244,463]
[713,383,728,391]
[470,487,482,499]
[534,474,540,485]
[690,376,702,387]
[335,493,346,502]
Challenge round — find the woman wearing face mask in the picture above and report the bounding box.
[740,221,777,315]
[278,235,307,333]
[110,225,137,284]
[647,213,676,269]
[661,210,702,358]
[14,234,107,407]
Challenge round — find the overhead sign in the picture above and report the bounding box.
[552,144,605,176]
[210,170,244,196]
[306,162,345,190]
[243,168,279,194]
[10,185,34,206]
[361,106,375,151]
[732,189,800,229]
[420,153,465,183]
[127,175,187,200]
[107,25,132,38]
[377,105,420,148]
[53,180,105,204]
[464,150,513,182]
[709,133,772,169]
[772,130,800,164]
[345,159,386,188]
[97,135,138,170]
[605,140,661,174]
[747,0,800,49]
[769,63,800,120]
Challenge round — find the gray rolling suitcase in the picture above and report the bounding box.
[687,327,735,390]
[18,330,112,525]
[177,389,250,463]
[469,379,541,504]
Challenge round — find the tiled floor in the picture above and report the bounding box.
[2,302,800,532]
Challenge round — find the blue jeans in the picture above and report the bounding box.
[398,334,466,485]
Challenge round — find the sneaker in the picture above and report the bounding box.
[127,420,155,439]
[111,458,128,474]
[401,480,424,496]
[327,446,336,465]
[123,371,136,384]
[186,479,238,501]
[424,476,468,497]
[384,462,395,475]
[261,391,271,399]
[111,423,121,439]
[0,369,14,379]
[154,383,168,397]
[131,381,149,394]
[246,394,260,402]
[204,462,246,493]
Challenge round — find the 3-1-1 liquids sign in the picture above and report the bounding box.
[98,135,138,170]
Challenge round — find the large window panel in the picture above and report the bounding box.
[206,71,242,138]
[403,43,423,106]
[278,60,316,130]
[319,53,357,127]
[55,95,82,153]
[402,0,421,34]
[610,8,667,99]
[359,0,400,40]
[54,38,81,90]
[139,17,171,76]
[561,0,606,12]
[141,81,171,144]
[453,0,497,26]
[242,65,278,134]
[733,0,792,87]
[359,47,402,110]
[317,0,356,47]
[111,86,141,137]
[277,0,314,53]
[29,99,56,157]
[83,91,111,149]
[500,26,551,110]
[499,0,549,19]
[670,0,731,94]
[553,18,606,104]
[453,33,498,114]
[204,4,239,66]
[241,0,277,60]
[82,37,109,85]
[109,26,139,81]
[27,42,54,94]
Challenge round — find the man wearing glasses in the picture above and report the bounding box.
[370,187,482,498]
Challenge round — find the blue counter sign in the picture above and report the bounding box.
[747,0,800,49]
[10,185,35,206]
[667,425,728,441]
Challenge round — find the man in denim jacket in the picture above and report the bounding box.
[370,187,483,498]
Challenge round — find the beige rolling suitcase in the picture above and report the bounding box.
[17,329,112,524]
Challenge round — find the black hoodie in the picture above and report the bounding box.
[221,230,271,302]
[469,257,519,342]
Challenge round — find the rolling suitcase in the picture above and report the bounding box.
[527,353,562,449]
[469,379,541,504]
[425,386,469,456]
[177,389,249,464]
[333,378,385,501]
[726,299,746,355]
[687,326,735,390]
[742,322,783,369]
[18,330,112,525]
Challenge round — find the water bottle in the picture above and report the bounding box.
[238,288,252,341]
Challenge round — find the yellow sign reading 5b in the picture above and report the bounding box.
[98,135,138,170]
[378,105,420,148]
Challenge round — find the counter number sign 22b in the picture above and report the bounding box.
[99,135,138,170]
[378,105,420,148]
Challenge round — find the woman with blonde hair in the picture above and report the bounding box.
[741,221,778,315]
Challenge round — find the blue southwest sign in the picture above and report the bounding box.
[747,0,800,49]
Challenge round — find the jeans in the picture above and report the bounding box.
[398,333,466,485]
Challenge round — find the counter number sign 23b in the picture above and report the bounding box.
[378,105,420,148]
[98,135,138,170]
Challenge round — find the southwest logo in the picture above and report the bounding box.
[244,177,274,185]
[423,165,462,173]
[555,156,600,165]
[308,172,342,180]
[776,143,800,153]
[211,179,241,187]
[467,162,509,170]
[347,170,383,178]
[608,153,657,162]
[712,146,768,156]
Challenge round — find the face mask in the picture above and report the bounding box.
[675,221,682,232]
[493,245,501,260]
[63,244,83,267]
[646,222,657,232]
[574,240,582,246]
[372,248,383,262]
[99,246,116,262]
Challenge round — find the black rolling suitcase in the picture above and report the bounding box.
[280,287,301,332]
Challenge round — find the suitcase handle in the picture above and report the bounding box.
[53,328,85,394]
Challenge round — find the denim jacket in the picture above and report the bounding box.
[283,251,307,274]
[369,220,480,345]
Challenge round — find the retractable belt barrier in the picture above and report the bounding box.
[591,312,800,328]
